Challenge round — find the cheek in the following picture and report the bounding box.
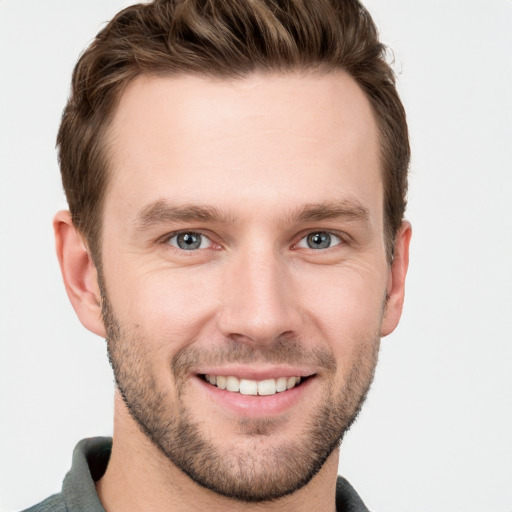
[298,259,387,321]
[295,262,387,365]
[106,263,223,343]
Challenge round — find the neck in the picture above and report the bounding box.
[96,394,339,512]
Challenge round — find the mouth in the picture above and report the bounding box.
[200,374,310,396]
[194,370,317,417]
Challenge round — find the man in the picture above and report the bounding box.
[26,0,411,510]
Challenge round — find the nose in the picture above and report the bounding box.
[216,246,303,346]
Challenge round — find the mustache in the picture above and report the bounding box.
[171,337,337,379]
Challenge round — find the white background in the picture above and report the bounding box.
[1,1,511,511]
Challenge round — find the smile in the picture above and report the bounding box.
[202,374,304,396]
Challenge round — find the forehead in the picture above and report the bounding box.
[105,71,382,225]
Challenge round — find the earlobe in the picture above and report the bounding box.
[54,210,106,338]
[381,220,412,337]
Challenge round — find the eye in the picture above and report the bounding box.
[296,232,342,250]
[167,232,212,250]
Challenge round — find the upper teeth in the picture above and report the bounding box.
[204,375,302,395]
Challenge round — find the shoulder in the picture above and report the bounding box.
[19,437,111,512]
[20,493,67,512]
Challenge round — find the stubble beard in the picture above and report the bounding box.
[100,281,381,503]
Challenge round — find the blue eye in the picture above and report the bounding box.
[167,232,211,250]
[297,232,342,250]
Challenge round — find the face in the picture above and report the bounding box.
[99,72,396,501]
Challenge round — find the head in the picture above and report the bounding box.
[57,0,409,265]
[54,0,411,505]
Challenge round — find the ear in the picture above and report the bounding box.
[54,210,106,338]
[381,220,412,337]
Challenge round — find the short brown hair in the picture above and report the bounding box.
[57,0,409,263]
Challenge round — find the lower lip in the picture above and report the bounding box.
[194,376,315,418]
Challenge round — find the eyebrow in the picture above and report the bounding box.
[134,200,236,231]
[294,200,370,224]
[134,198,370,231]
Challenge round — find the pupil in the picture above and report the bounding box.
[178,233,201,250]
[307,232,330,249]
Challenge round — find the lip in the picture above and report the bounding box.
[192,370,316,418]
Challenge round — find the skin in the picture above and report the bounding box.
[54,71,411,512]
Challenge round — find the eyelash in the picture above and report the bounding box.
[165,231,217,251]
[293,231,343,250]
[163,229,347,254]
